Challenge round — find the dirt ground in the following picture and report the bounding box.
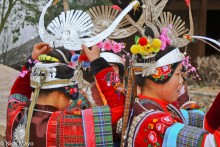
[188,85,219,112]
[0,64,219,146]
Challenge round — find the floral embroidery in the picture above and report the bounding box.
[110,72,120,83]
[161,65,171,75]
[148,131,157,143]
[161,116,173,125]
[153,119,158,123]
[156,123,165,133]
[152,68,162,79]
[105,72,123,92]
[114,83,124,93]
[151,65,173,82]
[65,84,79,100]
[148,124,154,129]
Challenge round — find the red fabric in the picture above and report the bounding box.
[213,131,220,146]
[82,109,96,147]
[10,65,32,99]
[138,94,169,112]
[95,67,125,124]
[6,102,26,146]
[204,117,215,133]
[206,92,220,131]
[201,134,208,147]
[134,112,175,147]
[47,111,85,147]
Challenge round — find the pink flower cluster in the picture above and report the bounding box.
[160,25,172,51]
[182,56,200,80]
[97,38,125,53]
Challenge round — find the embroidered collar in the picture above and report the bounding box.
[138,94,169,112]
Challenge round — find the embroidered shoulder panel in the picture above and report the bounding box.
[128,111,177,147]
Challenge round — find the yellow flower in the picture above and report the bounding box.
[151,39,161,53]
[139,46,147,55]
[130,45,140,54]
[144,44,154,54]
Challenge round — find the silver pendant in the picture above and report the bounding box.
[12,124,26,147]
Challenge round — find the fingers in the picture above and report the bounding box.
[32,42,52,60]
[82,44,99,54]
[34,42,50,51]
[82,44,90,55]
[41,46,51,54]
[35,42,50,48]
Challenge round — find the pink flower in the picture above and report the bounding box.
[161,116,173,125]
[111,5,121,11]
[160,26,171,50]
[160,65,171,75]
[148,131,157,143]
[96,42,103,49]
[156,123,165,133]
[103,39,112,51]
[112,42,124,53]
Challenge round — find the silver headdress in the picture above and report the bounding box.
[38,0,139,50]
[30,62,76,89]
[128,0,195,77]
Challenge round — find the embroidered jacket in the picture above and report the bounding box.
[6,57,125,147]
[127,94,220,147]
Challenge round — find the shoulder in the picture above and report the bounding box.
[128,111,178,147]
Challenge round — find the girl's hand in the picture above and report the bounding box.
[32,42,52,60]
[82,44,100,62]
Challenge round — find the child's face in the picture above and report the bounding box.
[158,63,184,103]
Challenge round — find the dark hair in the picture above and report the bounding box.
[46,47,72,63]
[33,47,75,99]
[136,74,146,87]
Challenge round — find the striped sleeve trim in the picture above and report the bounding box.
[176,125,208,147]
[188,110,204,128]
[9,93,28,102]
[162,123,185,147]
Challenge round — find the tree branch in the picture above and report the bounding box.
[1,0,7,25]
[0,0,16,34]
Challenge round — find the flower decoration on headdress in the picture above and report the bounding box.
[97,38,126,54]
[160,25,172,51]
[97,38,129,63]
[71,53,90,69]
[182,56,200,80]
[111,5,121,11]
[130,35,162,57]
